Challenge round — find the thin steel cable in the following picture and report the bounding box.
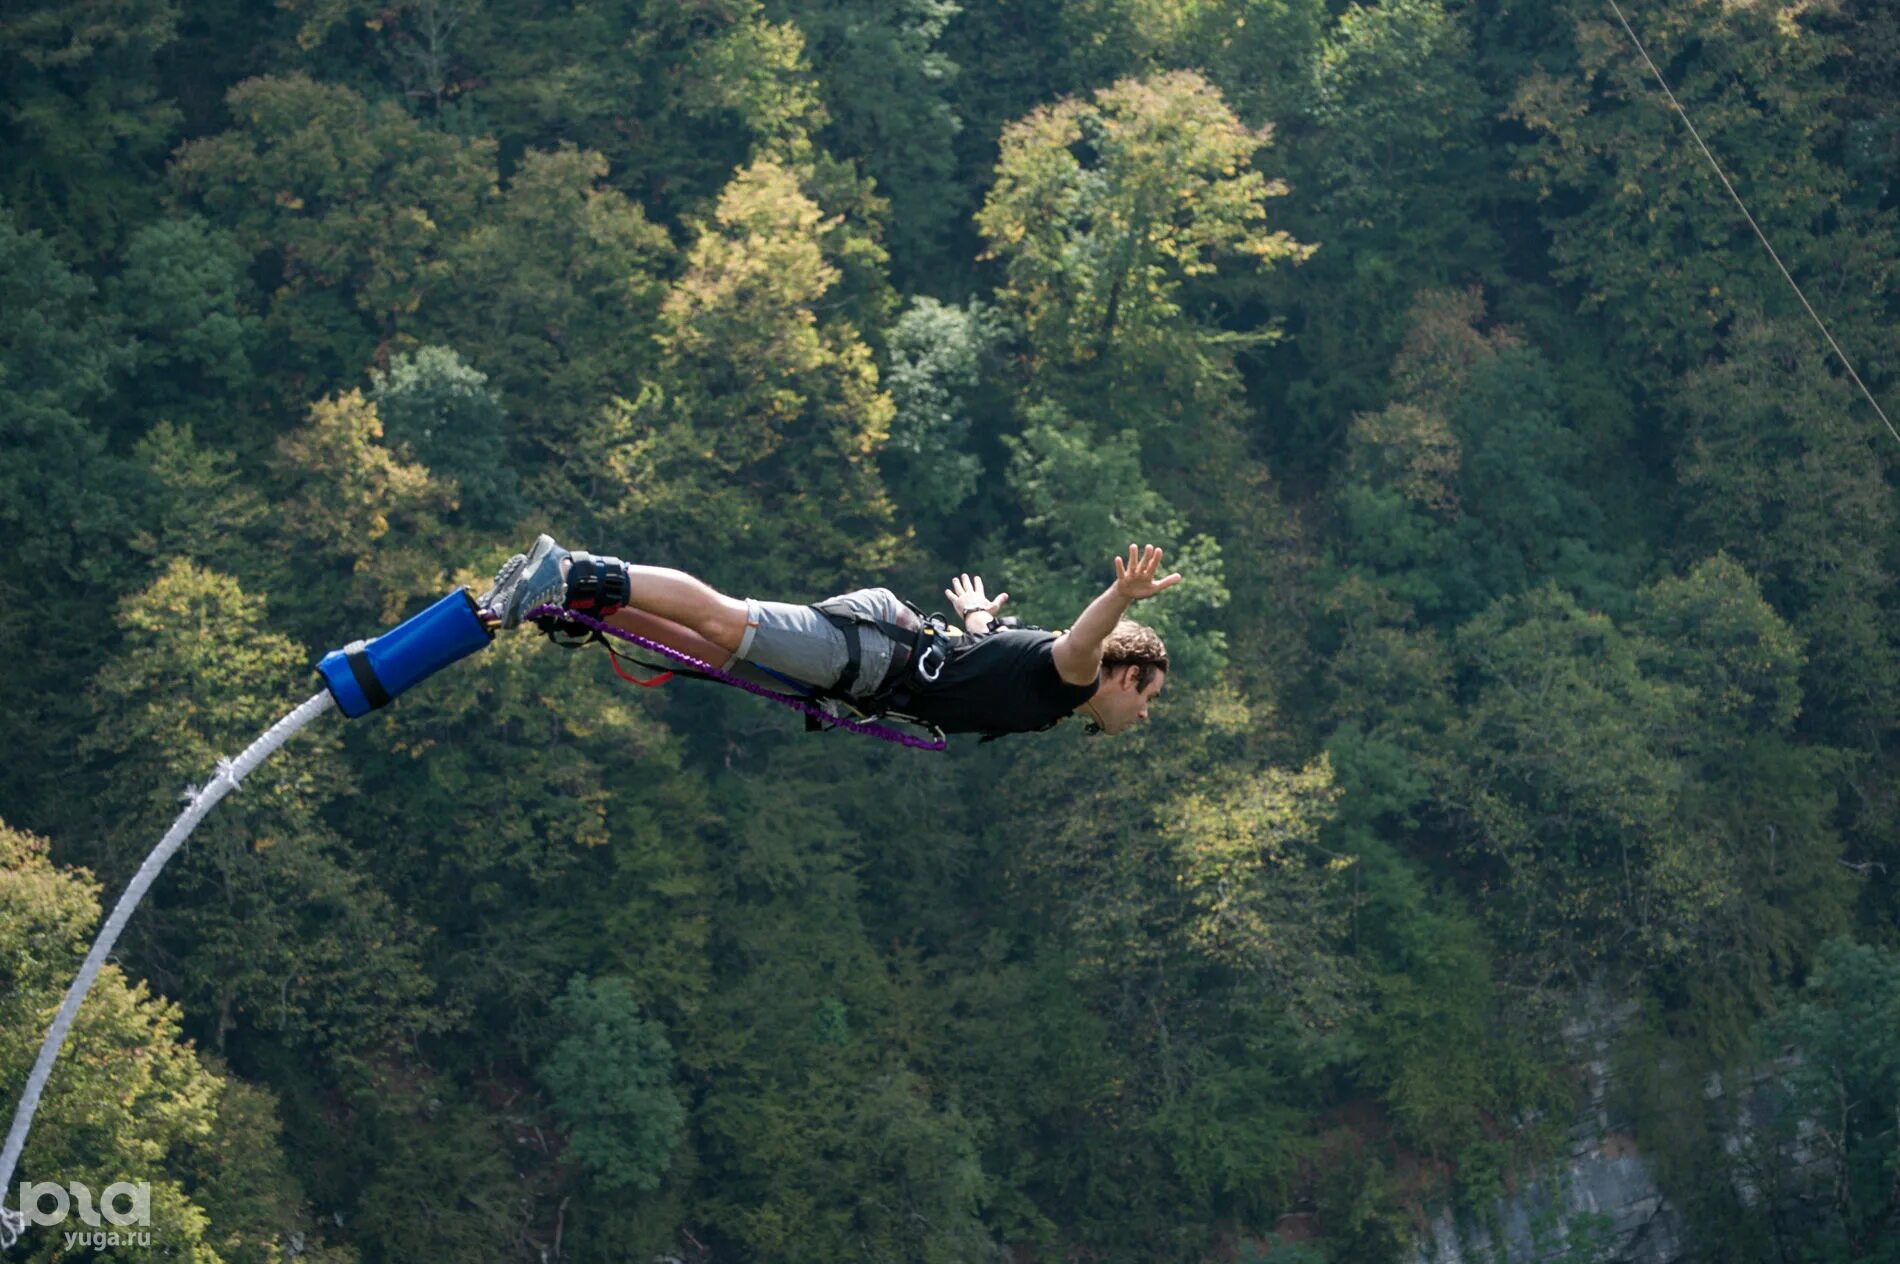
[1603,0,1900,447]
[1,691,338,1249]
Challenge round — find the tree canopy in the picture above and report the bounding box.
[3,2,1898,1260]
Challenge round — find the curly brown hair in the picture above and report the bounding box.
[1101,620,1169,691]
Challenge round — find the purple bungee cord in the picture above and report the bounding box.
[527,605,948,751]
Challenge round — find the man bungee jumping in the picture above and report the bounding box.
[478,535,1181,741]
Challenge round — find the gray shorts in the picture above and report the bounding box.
[726,587,910,699]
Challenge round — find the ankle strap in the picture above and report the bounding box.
[564,552,630,617]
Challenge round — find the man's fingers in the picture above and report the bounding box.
[995,593,1009,607]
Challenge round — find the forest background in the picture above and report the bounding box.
[4,0,1900,1260]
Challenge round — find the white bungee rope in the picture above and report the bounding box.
[0,690,337,1248]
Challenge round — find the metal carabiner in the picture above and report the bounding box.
[916,629,947,683]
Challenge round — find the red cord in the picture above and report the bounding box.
[607,649,673,688]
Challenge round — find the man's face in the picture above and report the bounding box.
[1094,665,1166,735]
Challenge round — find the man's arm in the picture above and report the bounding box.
[1050,545,1182,685]
[1049,586,1131,684]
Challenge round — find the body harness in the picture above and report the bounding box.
[805,602,1050,743]
[527,553,954,750]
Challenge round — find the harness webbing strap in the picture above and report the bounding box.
[839,620,865,696]
[811,605,950,707]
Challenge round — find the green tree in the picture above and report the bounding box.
[1441,562,1847,1026]
[880,296,998,523]
[606,156,901,595]
[1000,685,1346,1010]
[984,684,1354,1254]
[836,1064,993,1264]
[1317,571,1457,842]
[172,1073,360,1264]
[1302,0,1487,237]
[370,345,521,530]
[343,1077,523,1262]
[0,0,181,259]
[1312,557,1565,1208]
[1752,939,1900,1262]
[1267,0,1498,455]
[0,820,350,1263]
[414,144,672,515]
[1630,553,1854,1047]
[266,387,457,634]
[976,70,1305,682]
[106,215,260,446]
[0,206,135,823]
[462,0,829,218]
[976,69,1310,429]
[1161,757,1353,1016]
[1670,318,1900,752]
[1833,0,1900,212]
[1441,584,1699,990]
[1057,0,1326,128]
[777,0,967,282]
[125,421,268,573]
[169,73,497,392]
[540,975,686,1194]
[672,753,999,1262]
[1347,836,1565,1209]
[1329,288,1645,626]
[1508,1,1899,386]
[328,598,716,1057]
[1,818,214,1262]
[249,0,477,112]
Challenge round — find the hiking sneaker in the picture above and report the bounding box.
[476,551,529,614]
[491,533,572,628]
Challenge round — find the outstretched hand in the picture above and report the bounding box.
[945,572,1009,621]
[1111,544,1183,602]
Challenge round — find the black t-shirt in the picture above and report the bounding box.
[891,628,1100,736]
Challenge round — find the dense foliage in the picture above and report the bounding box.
[3,0,1898,1259]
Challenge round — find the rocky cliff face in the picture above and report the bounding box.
[1407,993,1827,1264]
[1408,1137,1686,1263]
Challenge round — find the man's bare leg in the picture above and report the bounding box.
[586,563,751,656]
[604,606,738,666]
